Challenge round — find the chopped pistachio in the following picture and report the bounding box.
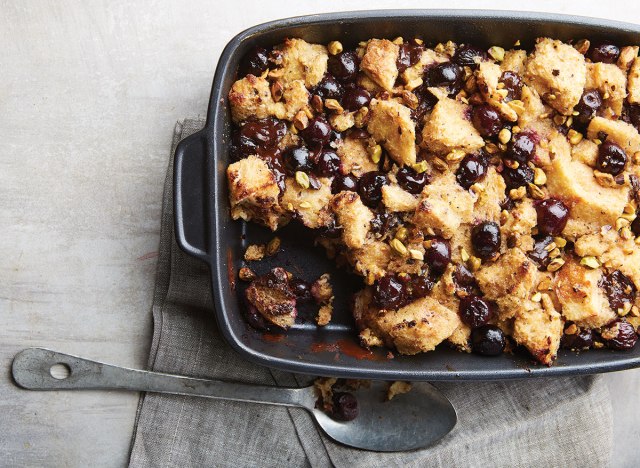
[580,256,600,269]
[295,171,310,189]
[327,40,343,56]
[390,238,409,256]
[409,249,424,261]
[488,46,505,61]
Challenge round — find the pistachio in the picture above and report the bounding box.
[460,247,470,262]
[311,94,324,113]
[533,167,547,185]
[413,160,429,174]
[509,186,527,200]
[553,114,567,126]
[580,256,600,269]
[504,159,520,169]
[531,292,542,302]
[354,107,370,128]
[528,183,545,200]
[574,39,590,54]
[553,237,567,248]
[395,226,408,241]
[298,201,312,209]
[369,144,382,164]
[401,90,419,110]
[271,81,283,102]
[432,158,449,172]
[547,258,565,272]
[488,46,505,62]
[293,110,309,130]
[295,171,310,189]
[265,237,281,256]
[469,256,482,272]
[327,40,343,56]
[409,249,424,261]
[567,129,583,145]
[390,238,409,256]
[498,128,512,144]
[446,149,466,163]
[324,98,344,113]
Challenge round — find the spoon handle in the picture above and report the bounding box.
[12,348,311,408]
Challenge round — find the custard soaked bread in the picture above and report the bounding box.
[228,36,640,365]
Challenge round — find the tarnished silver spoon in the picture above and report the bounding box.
[12,348,456,452]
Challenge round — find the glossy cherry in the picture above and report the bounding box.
[471,325,506,356]
[535,198,570,236]
[238,46,270,76]
[589,42,620,64]
[459,295,493,328]
[357,171,387,207]
[331,174,359,194]
[424,237,451,275]
[315,150,342,177]
[471,221,501,260]
[596,141,627,176]
[396,166,429,194]
[456,152,488,189]
[328,50,359,82]
[471,104,502,137]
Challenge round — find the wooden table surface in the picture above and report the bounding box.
[1,1,639,466]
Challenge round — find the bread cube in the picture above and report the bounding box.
[554,258,616,328]
[412,173,475,238]
[360,39,399,91]
[381,184,419,212]
[280,176,333,229]
[367,99,417,166]
[587,116,640,155]
[272,38,328,88]
[586,62,627,116]
[227,156,287,230]
[330,191,374,249]
[421,97,484,155]
[476,248,540,319]
[512,294,563,365]
[525,38,587,115]
[336,136,378,176]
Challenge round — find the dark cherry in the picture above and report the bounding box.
[315,150,342,177]
[454,264,480,295]
[427,62,464,95]
[313,74,343,100]
[348,128,370,140]
[370,212,400,234]
[412,84,439,122]
[506,131,537,164]
[424,237,451,276]
[290,278,313,303]
[283,146,313,174]
[471,221,501,260]
[501,165,534,190]
[397,42,423,73]
[357,171,388,208]
[238,46,270,76]
[456,152,488,189]
[342,87,371,112]
[235,118,287,157]
[410,274,434,299]
[300,116,332,148]
[596,141,627,176]
[561,327,594,351]
[631,213,640,237]
[573,89,603,130]
[471,104,502,137]
[528,235,554,269]
[373,275,406,309]
[328,50,359,82]
[602,320,638,351]
[453,44,487,68]
[396,166,430,194]
[600,270,637,312]
[589,42,620,64]
[243,302,270,331]
[471,325,506,356]
[332,392,359,421]
[331,174,359,194]
[626,104,640,131]
[500,71,523,101]
[459,295,493,328]
[535,198,570,236]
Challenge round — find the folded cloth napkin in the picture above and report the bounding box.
[128,119,613,468]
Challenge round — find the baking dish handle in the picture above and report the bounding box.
[174,130,210,263]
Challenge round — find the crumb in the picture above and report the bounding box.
[316,303,333,326]
[244,244,265,261]
[311,273,333,304]
[386,381,412,401]
[238,267,256,282]
[314,377,337,412]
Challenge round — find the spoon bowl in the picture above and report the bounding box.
[311,381,456,452]
[12,347,456,452]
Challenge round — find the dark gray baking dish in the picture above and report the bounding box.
[174,10,640,380]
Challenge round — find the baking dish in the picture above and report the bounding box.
[174,10,640,380]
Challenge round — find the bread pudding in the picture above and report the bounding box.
[227,35,640,365]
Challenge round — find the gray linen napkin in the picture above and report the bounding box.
[128,119,613,468]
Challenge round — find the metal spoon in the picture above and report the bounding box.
[12,347,456,452]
